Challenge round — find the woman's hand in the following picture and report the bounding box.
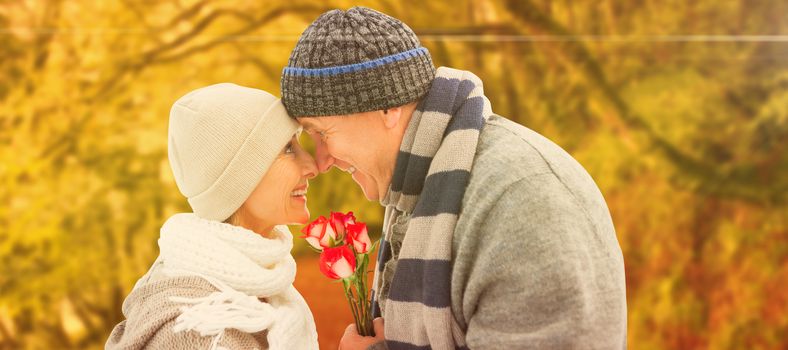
[339,317,385,350]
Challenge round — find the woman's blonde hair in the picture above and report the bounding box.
[224,211,241,226]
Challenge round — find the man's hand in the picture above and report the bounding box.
[339,317,385,350]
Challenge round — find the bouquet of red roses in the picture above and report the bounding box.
[301,212,377,336]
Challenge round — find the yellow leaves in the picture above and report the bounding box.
[0,304,16,344]
[158,158,174,184]
[0,0,785,349]
[58,298,87,345]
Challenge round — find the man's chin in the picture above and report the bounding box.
[358,184,379,201]
[352,175,379,201]
[362,191,379,202]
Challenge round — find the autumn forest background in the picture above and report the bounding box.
[1,0,786,349]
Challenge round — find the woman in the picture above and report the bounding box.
[106,83,319,349]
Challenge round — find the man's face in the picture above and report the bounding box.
[297,111,398,201]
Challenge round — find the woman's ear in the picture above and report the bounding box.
[382,107,402,129]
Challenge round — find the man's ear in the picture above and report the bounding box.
[382,107,402,129]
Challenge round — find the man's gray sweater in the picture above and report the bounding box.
[378,115,627,349]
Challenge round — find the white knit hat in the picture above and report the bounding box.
[167,83,300,221]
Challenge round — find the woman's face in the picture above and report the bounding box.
[238,135,318,230]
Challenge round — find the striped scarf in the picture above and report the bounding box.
[374,67,493,350]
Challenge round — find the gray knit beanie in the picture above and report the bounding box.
[281,7,435,117]
[168,83,300,221]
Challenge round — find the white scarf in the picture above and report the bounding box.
[158,213,318,350]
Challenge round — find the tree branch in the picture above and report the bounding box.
[38,4,330,164]
[501,0,785,204]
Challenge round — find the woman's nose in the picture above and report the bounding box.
[299,151,318,179]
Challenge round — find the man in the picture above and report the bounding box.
[281,7,627,350]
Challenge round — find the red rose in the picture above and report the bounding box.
[346,222,372,254]
[319,245,357,280]
[300,215,338,250]
[301,211,377,336]
[330,211,356,238]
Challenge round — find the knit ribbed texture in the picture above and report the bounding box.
[281,7,435,117]
[373,67,492,349]
[106,275,270,350]
[372,94,628,348]
[107,214,319,350]
[158,214,318,350]
[168,83,300,221]
[158,214,298,297]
